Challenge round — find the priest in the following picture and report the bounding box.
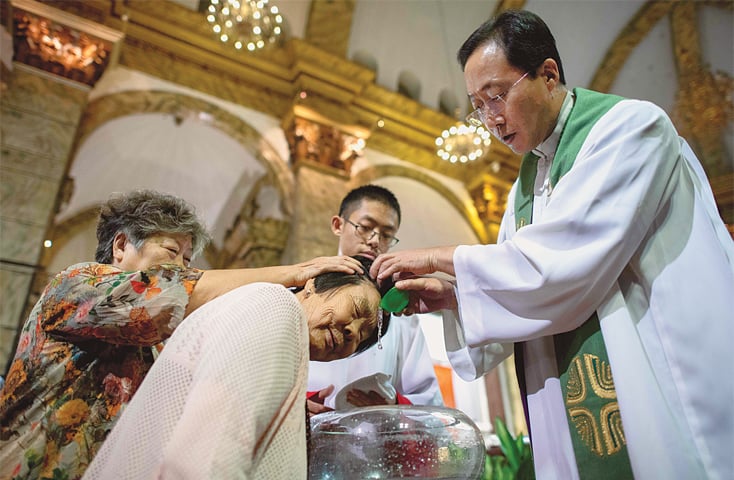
[371,10,733,480]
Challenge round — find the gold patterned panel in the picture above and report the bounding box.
[566,357,587,406]
[565,353,627,457]
[283,114,366,177]
[600,402,626,455]
[568,407,604,457]
[584,353,617,399]
[467,173,512,236]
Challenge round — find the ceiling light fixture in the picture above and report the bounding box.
[206,0,283,52]
[435,122,491,164]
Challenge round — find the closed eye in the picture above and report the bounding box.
[354,297,377,342]
[351,304,362,344]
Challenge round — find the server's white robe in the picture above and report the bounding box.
[443,97,734,479]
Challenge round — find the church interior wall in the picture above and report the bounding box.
[1,0,731,444]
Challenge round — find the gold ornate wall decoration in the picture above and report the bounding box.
[285,117,361,175]
[589,1,733,223]
[9,0,123,86]
[283,105,369,178]
[468,173,510,237]
[671,2,733,178]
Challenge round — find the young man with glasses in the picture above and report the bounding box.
[307,185,442,414]
[370,9,733,480]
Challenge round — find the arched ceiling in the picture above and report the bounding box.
[173,0,732,165]
[14,0,731,269]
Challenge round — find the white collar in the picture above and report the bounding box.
[532,90,575,161]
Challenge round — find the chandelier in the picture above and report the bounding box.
[435,122,492,164]
[206,0,283,52]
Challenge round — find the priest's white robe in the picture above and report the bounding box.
[443,96,734,479]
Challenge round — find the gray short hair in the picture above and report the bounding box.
[95,189,211,264]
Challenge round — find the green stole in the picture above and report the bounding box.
[514,88,633,479]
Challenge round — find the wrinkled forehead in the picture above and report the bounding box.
[349,282,381,319]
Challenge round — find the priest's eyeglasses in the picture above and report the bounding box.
[466,71,529,127]
[343,218,399,248]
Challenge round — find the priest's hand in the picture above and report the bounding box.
[394,276,458,315]
[370,246,457,283]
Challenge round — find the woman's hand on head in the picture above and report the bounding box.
[292,256,365,287]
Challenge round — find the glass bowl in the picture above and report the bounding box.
[308,405,486,479]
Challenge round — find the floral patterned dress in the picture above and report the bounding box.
[0,262,202,480]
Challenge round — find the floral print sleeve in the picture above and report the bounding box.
[0,262,203,480]
[42,262,203,346]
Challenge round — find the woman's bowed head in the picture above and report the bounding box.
[296,255,393,362]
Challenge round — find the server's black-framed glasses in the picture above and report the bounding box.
[343,218,399,248]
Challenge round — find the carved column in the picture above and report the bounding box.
[669,2,733,225]
[280,104,370,263]
[0,0,122,372]
[216,178,292,269]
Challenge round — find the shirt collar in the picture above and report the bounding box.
[532,90,575,161]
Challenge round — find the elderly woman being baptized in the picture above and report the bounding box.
[0,189,391,480]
